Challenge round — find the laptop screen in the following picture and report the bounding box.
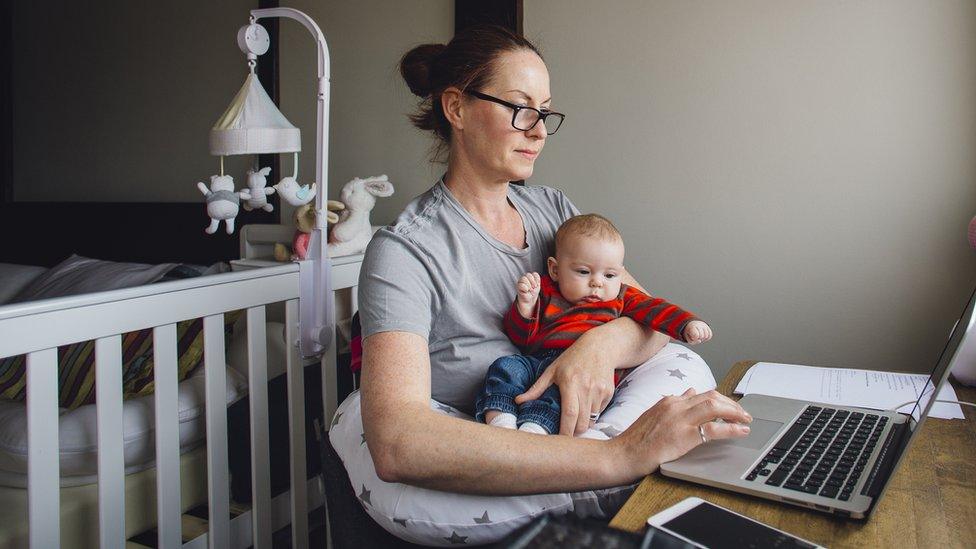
[905,286,976,429]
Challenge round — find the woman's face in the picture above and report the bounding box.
[458,49,551,182]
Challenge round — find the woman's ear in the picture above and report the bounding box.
[547,256,559,281]
[441,87,464,131]
[441,86,464,130]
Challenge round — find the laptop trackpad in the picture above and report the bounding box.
[712,418,783,450]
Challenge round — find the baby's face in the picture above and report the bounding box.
[548,235,626,304]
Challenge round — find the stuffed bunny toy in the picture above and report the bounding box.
[273,200,346,261]
[241,167,275,212]
[197,174,243,234]
[328,175,394,257]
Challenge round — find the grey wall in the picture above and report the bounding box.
[12,1,975,383]
[524,1,976,381]
[278,0,453,224]
[12,0,257,202]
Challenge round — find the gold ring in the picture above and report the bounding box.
[698,424,707,444]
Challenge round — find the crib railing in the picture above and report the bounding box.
[0,264,313,549]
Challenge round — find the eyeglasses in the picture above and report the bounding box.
[464,90,565,135]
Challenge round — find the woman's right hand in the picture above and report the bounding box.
[612,388,753,479]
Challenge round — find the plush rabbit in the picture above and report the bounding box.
[273,200,345,261]
[197,174,243,234]
[241,167,275,212]
[328,175,394,257]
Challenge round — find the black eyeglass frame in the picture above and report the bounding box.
[464,90,565,135]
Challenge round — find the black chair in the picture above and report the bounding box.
[226,323,426,546]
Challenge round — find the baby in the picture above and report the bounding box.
[475,213,713,435]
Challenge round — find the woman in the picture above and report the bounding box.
[332,25,752,545]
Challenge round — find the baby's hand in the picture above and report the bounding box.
[684,320,712,345]
[516,272,541,317]
[517,272,541,303]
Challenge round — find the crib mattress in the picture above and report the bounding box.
[0,444,208,548]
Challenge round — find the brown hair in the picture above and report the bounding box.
[555,214,623,255]
[399,25,543,157]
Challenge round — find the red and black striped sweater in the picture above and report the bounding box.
[504,275,698,358]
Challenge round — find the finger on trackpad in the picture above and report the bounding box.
[714,418,783,450]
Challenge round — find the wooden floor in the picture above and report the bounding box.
[126,503,328,548]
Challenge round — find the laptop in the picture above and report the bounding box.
[660,286,976,519]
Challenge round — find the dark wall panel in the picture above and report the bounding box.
[455,0,521,34]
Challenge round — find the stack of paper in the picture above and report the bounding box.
[733,362,964,420]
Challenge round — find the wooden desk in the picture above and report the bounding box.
[609,361,976,548]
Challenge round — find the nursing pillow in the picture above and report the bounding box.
[330,343,717,546]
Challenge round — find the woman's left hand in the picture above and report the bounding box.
[515,341,616,436]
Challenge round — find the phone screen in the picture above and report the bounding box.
[661,501,816,549]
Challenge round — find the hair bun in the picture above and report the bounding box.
[399,43,446,98]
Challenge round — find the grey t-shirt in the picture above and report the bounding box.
[359,180,580,413]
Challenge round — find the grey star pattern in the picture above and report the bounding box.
[668,368,687,380]
[393,518,408,527]
[617,379,633,391]
[358,485,372,506]
[606,399,623,410]
[473,511,492,524]
[331,412,343,429]
[434,402,456,414]
[599,425,622,438]
[445,531,468,544]
[677,353,693,361]
[361,433,367,445]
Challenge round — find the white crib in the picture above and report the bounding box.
[0,260,332,548]
[0,5,355,545]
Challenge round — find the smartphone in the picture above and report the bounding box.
[647,497,825,549]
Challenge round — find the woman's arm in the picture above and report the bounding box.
[361,330,751,494]
[361,331,627,493]
[516,318,669,435]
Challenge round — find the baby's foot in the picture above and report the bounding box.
[518,422,549,435]
[487,412,517,429]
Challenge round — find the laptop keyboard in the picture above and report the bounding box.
[744,406,888,501]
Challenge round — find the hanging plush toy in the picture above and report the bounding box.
[274,177,316,207]
[205,68,302,234]
[241,166,275,212]
[271,152,315,207]
[197,174,243,234]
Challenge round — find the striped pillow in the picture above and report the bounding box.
[0,311,241,410]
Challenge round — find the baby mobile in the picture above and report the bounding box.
[196,23,315,235]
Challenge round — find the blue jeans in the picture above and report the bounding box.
[475,349,562,434]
